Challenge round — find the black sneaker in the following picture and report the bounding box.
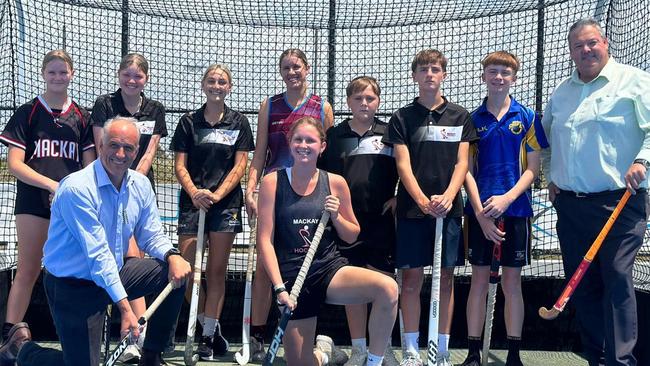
[460,353,481,366]
[212,332,229,357]
[197,336,214,361]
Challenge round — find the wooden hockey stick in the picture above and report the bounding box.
[539,189,631,320]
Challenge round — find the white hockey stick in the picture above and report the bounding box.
[184,209,206,366]
[235,211,257,365]
[482,218,504,366]
[426,218,443,366]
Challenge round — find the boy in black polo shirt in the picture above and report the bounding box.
[383,49,477,366]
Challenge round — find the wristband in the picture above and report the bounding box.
[273,284,287,296]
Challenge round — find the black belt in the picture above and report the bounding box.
[559,188,640,198]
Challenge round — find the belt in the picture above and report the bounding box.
[559,188,640,198]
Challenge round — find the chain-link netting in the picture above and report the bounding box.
[0,0,648,292]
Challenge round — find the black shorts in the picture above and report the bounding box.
[283,257,347,320]
[395,216,464,269]
[177,206,243,235]
[338,212,395,273]
[15,181,51,219]
[465,214,531,267]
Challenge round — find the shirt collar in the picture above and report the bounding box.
[414,96,449,115]
[475,95,522,117]
[570,57,617,85]
[114,89,150,116]
[341,117,383,137]
[93,159,132,190]
[198,104,233,126]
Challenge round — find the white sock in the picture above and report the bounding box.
[351,338,367,352]
[197,313,205,328]
[404,332,419,354]
[202,317,217,337]
[438,334,450,354]
[366,352,384,366]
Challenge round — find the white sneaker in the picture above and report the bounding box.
[399,351,423,366]
[382,347,400,366]
[344,346,367,366]
[315,335,334,365]
[435,351,452,366]
[117,344,141,364]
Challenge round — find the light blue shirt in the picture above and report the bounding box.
[541,58,650,192]
[43,159,173,302]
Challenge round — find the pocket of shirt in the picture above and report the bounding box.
[593,96,633,125]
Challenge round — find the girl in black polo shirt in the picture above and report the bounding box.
[171,64,254,361]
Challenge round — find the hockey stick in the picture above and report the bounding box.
[263,210,331,366]
[235,209,258,365]
[105,281,175,366]
[184,209,207,365]
[426,217,443,366]
[539,189,631,320]
[102,304,113,363]
[482,217,505,366]
[397,269,405,353]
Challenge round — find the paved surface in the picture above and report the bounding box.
[33,342,588,365]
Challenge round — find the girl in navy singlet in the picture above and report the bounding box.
[0,50,96,340]
[241,48,334,360]
[256,117,398,366]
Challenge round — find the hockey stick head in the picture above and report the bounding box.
[183,351,200,365]
[538,306,561,320]
[235,347,250,365]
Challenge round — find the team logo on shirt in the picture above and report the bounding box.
[294,225,314,254]
[349,136,393,157]
[418,125,463,142]
[197,129,240,146]
[134,120,156,135]
[30,139,79,161]
[508,121,524,135]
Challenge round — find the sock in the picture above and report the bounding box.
[215,320,223,335]
[366,351,384,366]
[2,323,14,340]
[316,349,329,365]
[251,325,266,343]
[467,336,481,357]
[351,338,367,353]
[438,333,450,354]
[202,317,217,337]
[506,336,521,361]
[197,313,205,328]
[404,332,419,354]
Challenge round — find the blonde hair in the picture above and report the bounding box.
[288,116,325,143]
[42,50,74,73]
[201,64,233,85]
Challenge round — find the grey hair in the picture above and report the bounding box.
[568,18,606,42]
[102,116,141,144]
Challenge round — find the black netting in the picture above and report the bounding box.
[0,0,648,292]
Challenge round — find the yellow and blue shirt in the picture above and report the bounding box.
[465,97,548,217]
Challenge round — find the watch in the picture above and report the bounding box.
[634,159,650,170]
[164,247,181,262]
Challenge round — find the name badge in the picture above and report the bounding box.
[199,129,240,146]
[134,120,156,135]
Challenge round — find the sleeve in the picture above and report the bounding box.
[235,115,255,152]
[382,111,406,146]
[56,186,127,302]
[461,111,479,143]
[317,127,337,173]
[525,111,550,152]
[634,71,650,162]
[170,114,192,152]
[90,96,111,127]
[152,101,168,137]
[133,181,172,260]
[79,107,96,151]
[0,104,31,150]
[540,99,554,181]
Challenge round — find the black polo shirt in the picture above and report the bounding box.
[383,97,477,218]
[91,89,167,183]
[319,118,398,214]
[170,104,255,210]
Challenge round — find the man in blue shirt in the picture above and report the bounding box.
[0,117,191,366]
